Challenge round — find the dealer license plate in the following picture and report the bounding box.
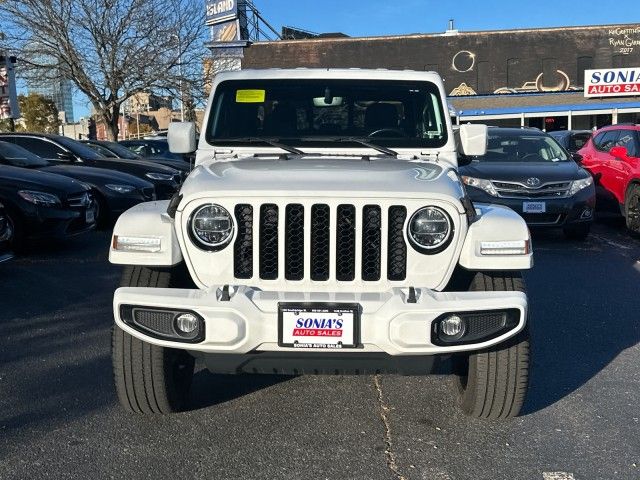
[523,201,546,213]
[278,303,360,349]
[86,208,96,223]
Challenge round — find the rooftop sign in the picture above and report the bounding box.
[206,0,237,26]
[585,67,640,97]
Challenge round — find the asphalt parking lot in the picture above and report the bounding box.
[1,220,639,480]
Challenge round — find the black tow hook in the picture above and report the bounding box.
[407,287,417,304]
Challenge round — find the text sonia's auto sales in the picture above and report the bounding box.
[585,67,640,97]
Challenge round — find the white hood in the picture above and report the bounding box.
[179,156,466,205]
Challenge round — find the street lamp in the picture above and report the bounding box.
[171,34,184,122]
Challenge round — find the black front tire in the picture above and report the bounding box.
[562,222,591,240]
[455,271,530,419]
[112,265,195,414]
[93,193,110,230]
[4,208,25,252]
[624,184,640,235]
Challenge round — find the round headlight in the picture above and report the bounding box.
[408,207,453,254]
[189,204,234,250]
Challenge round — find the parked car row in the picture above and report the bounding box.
[0,133,190,258]
[2,123,637,260]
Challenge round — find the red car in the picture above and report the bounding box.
[578,125,640,233]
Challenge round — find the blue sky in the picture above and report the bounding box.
[71,0,638,119]
[254,0,639,37]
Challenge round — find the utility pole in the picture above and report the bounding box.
[171,33,184,122]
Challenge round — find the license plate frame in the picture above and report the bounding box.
[85,208,96,224]
[522,201,546,213]
[278,302,361,349]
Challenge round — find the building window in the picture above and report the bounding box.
[577,56,593,86]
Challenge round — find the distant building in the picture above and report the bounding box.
[29,76,75,123]
[126,92,174,113]
[95,113,159,140]
[238,22,640,130]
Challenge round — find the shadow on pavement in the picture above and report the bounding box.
[188,370,292,411]
[521,222,640,414]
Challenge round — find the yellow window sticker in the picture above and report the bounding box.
[236,89,266,103]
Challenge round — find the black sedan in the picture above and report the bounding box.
[0,141,155,227]
[460,128,596,240]
[80,139,190,177]
[0,165,97,249]
[548,130,593,154]
[0,133,181,200]
[0,201,13,262]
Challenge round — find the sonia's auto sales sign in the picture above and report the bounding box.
[584,67,640,97]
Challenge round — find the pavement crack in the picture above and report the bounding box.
[373,374,407,480]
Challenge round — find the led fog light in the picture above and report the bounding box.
[581,208,593,219]
[175,313,199,334]
[440,315,465,338]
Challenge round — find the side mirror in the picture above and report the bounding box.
[456,124,488,157]
[57,151,76,161]
[610,146,629,161]
[168,122,197,154]
[571,153,583,164]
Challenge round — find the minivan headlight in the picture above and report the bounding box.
[461,176,498,196]
[568,176,593,196]
[189,204,234,250]
[408,207,453,254]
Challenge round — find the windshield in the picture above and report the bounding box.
[473,132,570,163]
[0,141,49,167]
[206,79,448,149]
[56,136,106,160]
[103,141,140,159]
[86,143,118,158]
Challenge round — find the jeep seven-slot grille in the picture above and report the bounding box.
[336,205,356,281]
[259,204,279,280]
[362,206,382,281]
[233,204,408,282]
[310,204,331,281]
[285,204,305,280]
[387,206,408,281]
[234,204,253,279]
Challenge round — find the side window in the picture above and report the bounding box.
[594,130,620,152]
[616,131,639,157]
[126,143,146,155]
[11,137,65,159]
[569,134,590,151]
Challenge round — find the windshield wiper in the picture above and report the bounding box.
[334,137,398,157]
[225,137,304,156]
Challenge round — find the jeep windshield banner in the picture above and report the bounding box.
[584,67,640,97]
[205,0,238,26]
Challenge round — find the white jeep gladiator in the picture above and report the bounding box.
[109,69,533,418]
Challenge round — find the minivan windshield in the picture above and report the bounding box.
[206,79,448,149]
[474,132,570,163]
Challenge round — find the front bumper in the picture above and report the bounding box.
[105,191,155,218]
[23,204,97,240]
[114,286,527,356]
[467,187,595,227]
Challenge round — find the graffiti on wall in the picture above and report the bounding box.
[448,48,580,96]
[494,70,579,94]
[608,26,640,56]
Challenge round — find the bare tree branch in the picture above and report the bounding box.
[0,0,209,140]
